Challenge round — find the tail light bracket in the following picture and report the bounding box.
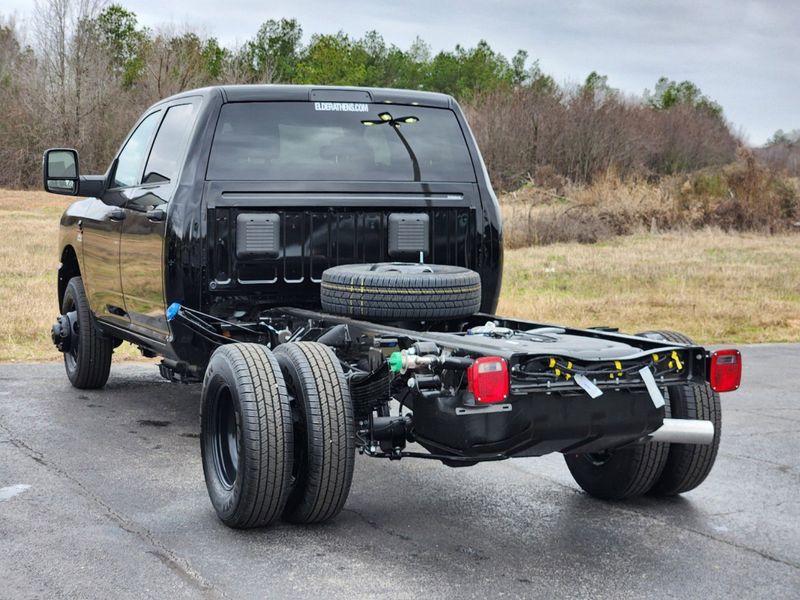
[466,356,510,404]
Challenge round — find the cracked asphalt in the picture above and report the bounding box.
[1,344,798,599]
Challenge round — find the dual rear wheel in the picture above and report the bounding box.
[200,341,354,528]
[565,330,722,499]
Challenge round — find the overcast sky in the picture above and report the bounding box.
[3,0,797,144]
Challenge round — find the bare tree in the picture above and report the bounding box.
[32,0,109,145]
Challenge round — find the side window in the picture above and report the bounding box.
[114,111,160,188]
[143,103,196,185]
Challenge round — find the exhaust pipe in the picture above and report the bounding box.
[649,418,715,445]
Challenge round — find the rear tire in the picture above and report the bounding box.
[565,442,669,500]
[275,342,355,524]
[637,330,722,496]
[201,344,294,528]
[61,277,113,389]
[320,262,482,321]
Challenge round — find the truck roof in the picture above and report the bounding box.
[157,84,455,109]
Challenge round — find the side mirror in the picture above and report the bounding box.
[43,148,79,195]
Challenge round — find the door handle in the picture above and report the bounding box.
[146,208,166,222]
[109,207,126,221]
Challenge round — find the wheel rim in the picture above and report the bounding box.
[63,298,79,372]
[212,385,239,489]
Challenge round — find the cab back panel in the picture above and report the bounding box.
[205,185,486,311]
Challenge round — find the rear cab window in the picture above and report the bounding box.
[207,102,476,182]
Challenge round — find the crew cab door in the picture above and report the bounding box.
[119,101,198,341]
[84,109,161,325]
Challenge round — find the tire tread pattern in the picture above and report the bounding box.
[640,330,722,496]
[320,264,481,321]
[565,435,669,500]
[275,342,355,524]
[63,277,113,389]
[201,343,293,528]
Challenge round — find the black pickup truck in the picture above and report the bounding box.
[44,85,741,529]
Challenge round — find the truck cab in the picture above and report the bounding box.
[48,86,502,371]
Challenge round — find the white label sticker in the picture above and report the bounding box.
[313,102,369,112]
[639,366,666,408]
[574,373,604,398]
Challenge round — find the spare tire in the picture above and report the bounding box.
[320,263,482,321]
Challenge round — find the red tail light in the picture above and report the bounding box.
[709,349,742,392]
[467,357,509,403]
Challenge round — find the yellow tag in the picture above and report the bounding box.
[555,368,561,377]
[652,353,659,362]
[671,351,683,371]
[567,361,573,370]
[549,358,556,368]
[668,361,674,368]
[565,373,572,380]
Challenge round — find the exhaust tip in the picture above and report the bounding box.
[649,418,715,445]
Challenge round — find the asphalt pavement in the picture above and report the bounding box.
[1,344,798,599]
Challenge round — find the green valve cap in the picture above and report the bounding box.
[388,351,404,373]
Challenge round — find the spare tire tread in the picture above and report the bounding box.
[320,263,482,321]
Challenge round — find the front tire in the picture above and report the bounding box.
[201,344,294,528]
[275,342,355,524]
[61,277,113,389]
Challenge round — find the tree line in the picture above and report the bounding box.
[0,0,756,190]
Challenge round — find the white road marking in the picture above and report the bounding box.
[0,484,31,501]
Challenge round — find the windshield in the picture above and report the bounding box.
[207,102,475,182]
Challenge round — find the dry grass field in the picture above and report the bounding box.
[0,189,144,362]
[1,188,798,362]
[497,231,800,343]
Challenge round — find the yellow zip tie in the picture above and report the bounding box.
[548,358,556,368]
[614,360,623,376]
[652,353,660,363]
[671,351,683,371]
[555,368,561,377]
